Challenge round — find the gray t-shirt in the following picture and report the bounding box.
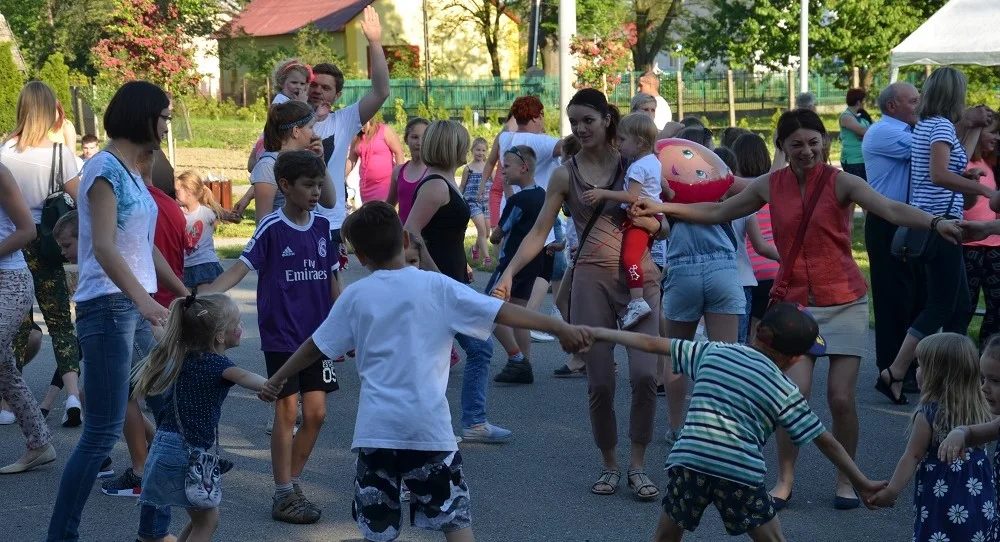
[250,151,284,211]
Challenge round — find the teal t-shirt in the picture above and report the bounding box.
[839,109,871,165]
[668,340,826,487]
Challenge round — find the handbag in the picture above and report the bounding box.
[890,191,955,264]
[768,168,832,308]
[38,144,76,264]
[171,380,224,510]
[554,156,619,322]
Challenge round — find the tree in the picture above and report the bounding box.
[630,0,684,72]
[570,27,636,92]
[441,0,523,78]
[292,24,362,79]
[91,0,200,93]
[38,52,72,107]
[536,0,631,76]
[0,43,25,134]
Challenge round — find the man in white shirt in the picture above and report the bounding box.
[638,72,673,130]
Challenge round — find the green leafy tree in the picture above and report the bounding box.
[38,52,72,107]
[440,0,523,78]
[630,0,684,72]
[0,43,25,134]
[293,24,362,79]
[536,0,631,75]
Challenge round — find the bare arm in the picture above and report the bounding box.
[387,165,402,207]
[260,338,325,400]
[63,176,80,202]
[591,327,672,355]
[489,225,504,245]
[153,247,188,298]
[583,183,642,205]
[837,171,961,244]
[0,167,36,259]
[356,7,390,124]
[459,168,470,193]
[254,183,278,224]
[868,412,932,506]
[840,113,868,138]
[938,418,1000,462]
[384,126,405,164]
[222,366,267,392]
[929,141,993,197]
[747,214,780,261]
[402,179,449,273]
[346,138,360,177]
[478,134,501,199]
[201,260,251,293]
[634,174,769,224]
[246,148,257,173]
[495,303,592,353]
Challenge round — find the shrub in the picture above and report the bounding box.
[39,53,73,110]
[0,43,24,135]
[393,98,407,123]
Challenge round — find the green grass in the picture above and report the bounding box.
[215,202,258,238]
[176,118,261,150]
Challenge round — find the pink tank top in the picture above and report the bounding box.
[396,161,428,224]
[357,124,395,203]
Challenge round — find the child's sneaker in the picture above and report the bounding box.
[101,467,142,497]
[462,422,512,443]
[272,492,321,524]
[97,456,114,479]
[62,395,82,428]
[494,360,534,384]
[471,246,480,261]
[293,483,321,514]
[621,299,652,329]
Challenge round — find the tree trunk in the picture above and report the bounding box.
[539,33,559,77]
[488,42,501,78]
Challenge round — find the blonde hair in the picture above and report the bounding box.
[421,120,469,170]
[272,58,311,96]
[132,294,239,398]
[918,67,967,124]
[913,333,993,443]
[504,144,537,173]
[619,112,658,153]
[176,171,225,218]
[9,81,60,152]
[263,101,314,152]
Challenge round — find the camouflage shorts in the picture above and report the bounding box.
[353,449,471,541]
[663,466,776,536]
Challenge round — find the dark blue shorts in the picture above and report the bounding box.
[663,466,776,536]
[183,261,224,288]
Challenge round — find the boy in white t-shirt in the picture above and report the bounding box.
[259,201,592,542]
[582,112,663,329]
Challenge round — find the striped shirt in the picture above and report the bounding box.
[747,205,779,281]
[668,340,825,487]
[909,116,967,217]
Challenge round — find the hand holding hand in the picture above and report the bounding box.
[490,273,512,301]
[359,6,382,43]
[963,167,987,181]
[545,241,566,255]
[630,199,660,218]
[960,220,1000,242]
[865,484,897,509]
[138,297,169,328]
[936,219,964,245]
[938,427,971,463]
[258,379,284,402]
[556,324,593,354]
[581,189,602,205]
[963,105,995,129]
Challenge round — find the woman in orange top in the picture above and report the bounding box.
[633,109,962,510]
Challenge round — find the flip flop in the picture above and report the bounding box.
[875,368,908,405]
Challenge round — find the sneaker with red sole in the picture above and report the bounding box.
[101,467,141,497]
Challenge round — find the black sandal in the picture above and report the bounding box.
[875,368,908,405]
[591,469,621,495]
[627,469,660,501]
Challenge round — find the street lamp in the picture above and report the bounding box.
[558,0,576,136]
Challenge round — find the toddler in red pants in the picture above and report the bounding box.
[581,113,662,328]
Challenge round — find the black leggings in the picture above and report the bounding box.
[964,246,1000,344]
[910,234,971,338]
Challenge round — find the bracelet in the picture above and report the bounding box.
[930,216,943,231]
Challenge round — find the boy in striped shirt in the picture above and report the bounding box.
[591,303,885,540]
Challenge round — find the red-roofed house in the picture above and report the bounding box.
[217,0,520,99]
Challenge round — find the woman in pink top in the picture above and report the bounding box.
[960,116,1000,343]
[348,119,404,203]
[387,117,429,224]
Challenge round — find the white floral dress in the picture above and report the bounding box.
[913,404,996,542]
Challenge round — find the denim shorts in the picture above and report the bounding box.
[183,261,224,288]
[662,254,745,322]
[551,250,567,282]
[138,431,194,510]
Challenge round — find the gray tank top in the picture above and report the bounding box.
[565,156,655,272]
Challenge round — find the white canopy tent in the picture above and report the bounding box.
[890,0,1000,81]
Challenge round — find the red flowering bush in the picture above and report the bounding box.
[570,26,638,91]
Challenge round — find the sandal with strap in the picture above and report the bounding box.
[591,469,621,495]
[627,469,660,501]
[875,368,908,405]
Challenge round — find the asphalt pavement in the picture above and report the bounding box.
[1,259,917,541]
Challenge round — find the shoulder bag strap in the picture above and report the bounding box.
[569,156,615,266]
[769,168,832,305]
[49,144,59,196]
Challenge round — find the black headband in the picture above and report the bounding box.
[568,88,610,117]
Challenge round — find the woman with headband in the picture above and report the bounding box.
[491,88,667,501]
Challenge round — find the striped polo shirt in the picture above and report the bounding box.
[747,205,779,281]
[909,116,967,217]
[668,340,826,487]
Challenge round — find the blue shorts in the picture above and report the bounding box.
[466,197,485,218]
[661,254,745,322]
[183,261,224,288]
[139,431,196,510]
[551,250,567,282]
[663,466,775,536]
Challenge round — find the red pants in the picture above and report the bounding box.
[489,170,504,228]
[623,222,652,289]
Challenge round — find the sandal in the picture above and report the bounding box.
[875,368,908,405]
[591,469,621,495]
[627,469,660,501]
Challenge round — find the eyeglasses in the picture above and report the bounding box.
[505,146,526,164]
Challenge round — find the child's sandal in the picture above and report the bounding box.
[627,469,659,501]
[591,469,621,495]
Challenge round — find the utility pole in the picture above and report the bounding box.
[799,0,808,92]
[527,0,542,69]
[422,0,432,82]
[558,0,576,136]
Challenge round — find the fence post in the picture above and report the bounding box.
[726,69,736,127]
[242,77,247,107]
[628,69,634,99]
[851,67,860,88]
[787,70,795,110]
[676,69,684,119]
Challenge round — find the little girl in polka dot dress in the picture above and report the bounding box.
[869,333,996,542]
[132,292,268,540]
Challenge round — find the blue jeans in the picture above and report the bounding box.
[47,293,159,541]
[456,333,494,428]
[738,286,753,343]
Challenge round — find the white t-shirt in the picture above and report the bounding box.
[0,196,26,270]
[654,95,673,130]
[272,93,291,105]
[497,131,558,246]
[74,151,159,303]
[1,140,80,223]
[312,266,503,452]
[623,154,662,206]
[731,216,757,287]
[313,102,362,230]
[182,204,220,267]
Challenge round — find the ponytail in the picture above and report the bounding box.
[176,171,226,219]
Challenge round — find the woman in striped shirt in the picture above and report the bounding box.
[878,67,998,405]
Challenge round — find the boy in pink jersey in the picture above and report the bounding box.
[205,150,338,524]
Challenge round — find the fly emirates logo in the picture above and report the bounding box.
[286,258,328,282]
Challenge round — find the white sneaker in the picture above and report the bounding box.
[62,395,82,428]
[621,299,652,329]
[530,331,556,343]
[0,410,14,425]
